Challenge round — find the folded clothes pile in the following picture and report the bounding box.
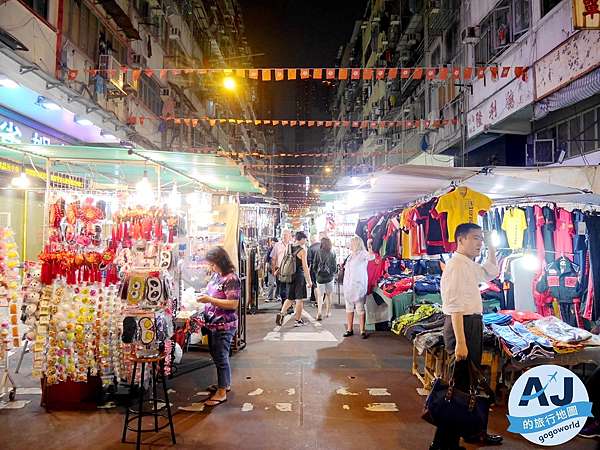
[499,310,543,323]
[391,304,441,335]
[378,275,413,297]
[531,316,592,343]
[483,313,512,326]
[489,322,554,362]
[413,330,444,355]
[414,275,441,296]
[403,312,445,340]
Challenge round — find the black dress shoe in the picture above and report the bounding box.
[464,433,503,445]
[343,330,354,337]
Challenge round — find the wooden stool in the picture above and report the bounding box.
[121,354,176,449]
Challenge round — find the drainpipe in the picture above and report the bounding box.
[54,0,64,79]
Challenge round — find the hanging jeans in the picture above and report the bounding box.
[433,315,485,448]
[585,216,600,321]
[208,328,236,389]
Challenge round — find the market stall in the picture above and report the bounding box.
[322,164,600,393]
[0,142,264,408]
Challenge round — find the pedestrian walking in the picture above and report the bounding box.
[314,236,337,320]
[431,223,503,449]
[271,229,292,305]
[343,236,374,339]
[308,232,325,306]
[275,231,313,327]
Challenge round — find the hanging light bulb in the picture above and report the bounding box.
[11,171,30,189]
[134,169,154,205]
[491,230,501,247]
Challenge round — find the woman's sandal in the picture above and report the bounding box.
[204,397,227,407]
[207,384,231,393]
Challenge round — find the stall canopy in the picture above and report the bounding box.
[324,165,600,214]
[0,143,264,194]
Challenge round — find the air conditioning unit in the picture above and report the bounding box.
[98,54,125,96]
[429,0,441,14]
[160,88,171,97]
[131,53,147,68]
[376,138,385,145]
[407,34,418,45]
[169,27,181,41]
[390,15,400,26]
[461,26,480,44]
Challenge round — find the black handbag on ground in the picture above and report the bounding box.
[422,361,495,436]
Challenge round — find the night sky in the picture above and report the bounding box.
[238,0,365,204]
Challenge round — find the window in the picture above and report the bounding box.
[474,0,530,64]
[139,74,163,117]
[22,0,48,19]
[542,0,562,17]
[569,116,582,157]
[584,110,598,154]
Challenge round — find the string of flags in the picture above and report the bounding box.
[73,65,530,82]
[128,115,460,129]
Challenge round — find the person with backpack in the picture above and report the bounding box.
[314,237,337,321]
[275,231,313,327]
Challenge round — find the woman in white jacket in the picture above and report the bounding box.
[343,236,374,339]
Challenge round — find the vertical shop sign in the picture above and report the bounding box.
[572,0,600,29]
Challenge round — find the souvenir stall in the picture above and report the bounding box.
[0,142,263,407]
[325,165,600,393]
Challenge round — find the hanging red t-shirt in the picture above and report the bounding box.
[367,254,385,294]
[554,208,574,260]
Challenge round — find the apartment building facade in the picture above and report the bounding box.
[0,0,265,159]
[330,0,600,174]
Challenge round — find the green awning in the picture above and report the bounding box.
[0,143,264,194]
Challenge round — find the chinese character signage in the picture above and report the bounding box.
[573,0,600,29]
[0,115,70,146]
[534,30,600,99]
[467,73,534,138]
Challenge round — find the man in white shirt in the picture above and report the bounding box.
[431,223,503,450]
[270,229,292,304]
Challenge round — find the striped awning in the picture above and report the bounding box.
[535,66,600,119]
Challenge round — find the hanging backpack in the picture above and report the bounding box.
[278,245,299,283]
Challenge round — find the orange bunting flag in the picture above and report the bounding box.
[451,67,461,79]
[67,69,78,81]
[438,67,449,80]
[424,120,431,128]
[379,122,386,129]
[363,68,373,80]
[245,119,252,124]
[288,69,297,80]
[343,121,350,127]
[183,118,191,126]
[299,120,306,126]
[388,68,398,79]
[139,116,145,125]
[426,68,437,80]
[413,68,423,79]
[127,116,137,125]
[120,66,128,74]
[326,68,336,79]
[333,121,341,127]
[132,69,142,81]
[361,121,369,129]
[521,67,529,81]
[352,121,359,127]
[501,66,511,78]
[370,122,378,129]
[174,118,181,125]
[291,120,297,127]
[339,68,348,79]
[477,67,486,79]
[272,120,280,125]
[255,120,262,125]
[172,69,181,76]
[261,69,272,81]
[376,68,386,80]
[282,120,289,126]
[313,68,323,79]
[351,69,361,79]
[401,68,411,79]
[308,121,315,127]
[223,69,233,75]
[198,69,208,75]
[192,119,198,127]
[325,121,332,127]
[249,69,259,79]
[413,119,421,127]
[184,69,195,74]
[317,121,324,126]
[235,69,246,78]
[275,69,285,80]
[144,68,154,77]
[228,119,236,123]
[159,69,168,79]
[263,120,271,125]
[219,119,227,123]
[301,69,310,79]
[463,67,473,79]
[88,69,98,77]
[236,120,244,124]
[209,119,216,126]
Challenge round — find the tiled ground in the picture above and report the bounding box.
[0,300,598,449]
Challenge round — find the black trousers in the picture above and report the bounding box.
[433,314,484,449]
[585,216,600,321]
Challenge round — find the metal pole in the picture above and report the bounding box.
[156,164,161,201]
[21,189,28,262]
[42,159,51,244]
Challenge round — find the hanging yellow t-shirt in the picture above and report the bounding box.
[434,187,492,242]
[399,209,412,259]
[502,207,528,249]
